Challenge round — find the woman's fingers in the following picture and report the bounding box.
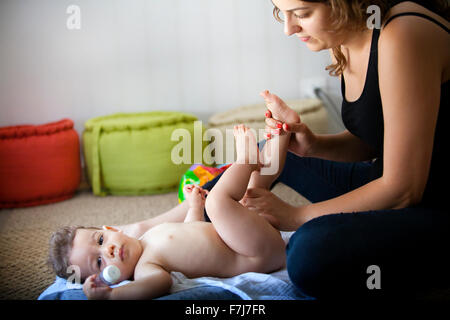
[283,122,305,133]
[244,187,269,200]
[264,108,289,140]
[262,93,282,141]
[265,121,303,133]
[265,117,282,129]
[265,126,281,136]
[265,118,283,137]
[258,213,280,229]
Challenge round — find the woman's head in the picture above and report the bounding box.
[273,1,337,51]
[271,0,449,75]
[273,0,390,35]
[271,0,387,75]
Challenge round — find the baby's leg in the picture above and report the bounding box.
[205,125,285,263]
[247,90,301,190]
[183,184,208,223]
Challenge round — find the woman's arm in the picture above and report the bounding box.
[307,130,377,162]
[268,115,377,162]
[261,17,447,231]
[293,177,412,229]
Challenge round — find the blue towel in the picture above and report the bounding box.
[168,269,311,300]
[38,269,312,300]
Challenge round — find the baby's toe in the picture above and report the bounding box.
[193,185,204,195]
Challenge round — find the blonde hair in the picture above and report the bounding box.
[47,225,100,280]
[273,0,449,76]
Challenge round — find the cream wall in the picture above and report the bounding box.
[0,0,340,136]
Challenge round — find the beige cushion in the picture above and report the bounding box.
[207,98,329,164]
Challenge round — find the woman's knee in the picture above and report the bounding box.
[285,214,355,298]
[286,209,450,299]
[286,219,327,297]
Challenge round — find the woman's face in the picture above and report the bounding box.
[272,0,343,51]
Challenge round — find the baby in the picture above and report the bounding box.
[48,91,300,300]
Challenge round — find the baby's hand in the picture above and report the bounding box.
[83,274,113,300]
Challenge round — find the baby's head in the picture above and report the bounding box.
[48,225,143,283]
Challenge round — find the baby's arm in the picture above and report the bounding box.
[111,264,172,300]
[83,263,172,300]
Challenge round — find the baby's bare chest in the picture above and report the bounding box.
[139,222,238,277]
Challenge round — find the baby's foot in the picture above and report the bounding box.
[260,90,300,125]
[233,124,261,169]
[183,184,207,210]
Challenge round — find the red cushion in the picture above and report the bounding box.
[0,119,81,208]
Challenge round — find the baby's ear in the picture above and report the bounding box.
[102,226,122,233]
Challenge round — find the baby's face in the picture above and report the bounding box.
[69,228,143,282]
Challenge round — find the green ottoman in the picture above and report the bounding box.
[83,112,207,196]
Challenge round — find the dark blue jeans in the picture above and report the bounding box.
[202,152,450,299]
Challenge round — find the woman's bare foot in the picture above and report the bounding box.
[260,90,300,127]
[183,184,207,210]
[233,125,261,169]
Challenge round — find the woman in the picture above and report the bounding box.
[244,0,450,299]
[120,0,449,299]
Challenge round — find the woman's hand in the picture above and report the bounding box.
[265,109,317,157]
[241,187,302,231]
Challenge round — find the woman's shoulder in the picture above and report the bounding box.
[383,1,449,30]
[378,2,449,80]
[380,2,449,41]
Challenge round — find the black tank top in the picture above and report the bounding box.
[341,2,449,208]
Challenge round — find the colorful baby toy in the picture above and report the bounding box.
[178,164,231,203]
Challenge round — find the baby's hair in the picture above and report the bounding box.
[47,225,100,279]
